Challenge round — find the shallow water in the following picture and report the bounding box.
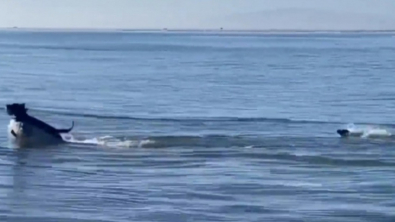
[0,30,395,221]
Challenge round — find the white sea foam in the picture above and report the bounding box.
[61,133,154,148]
[344,123,393,138]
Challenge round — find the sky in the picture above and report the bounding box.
[0,0,395,30]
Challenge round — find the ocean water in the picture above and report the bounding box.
[0,30,395,221]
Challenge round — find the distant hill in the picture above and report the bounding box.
[204,8,395,31]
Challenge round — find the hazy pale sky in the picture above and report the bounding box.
[1,0,395,30]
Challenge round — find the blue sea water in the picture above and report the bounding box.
[0,29,395,221]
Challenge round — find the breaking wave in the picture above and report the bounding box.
[59,134,395,167]
[62,134,259,149]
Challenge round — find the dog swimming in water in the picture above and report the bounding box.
[6,103,74,147]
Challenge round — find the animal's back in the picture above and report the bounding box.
[21,114,62,138]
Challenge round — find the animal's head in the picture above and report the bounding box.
[6,103,28,116]
[337,129,350,137]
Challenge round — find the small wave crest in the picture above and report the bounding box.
[59,133,331,149]
[61,133,395,167]
[0,106,340,125]
[59,132,272,149]
[61,134,248,149]
[61,134,154,148]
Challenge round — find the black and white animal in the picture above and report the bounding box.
[6,103,74,147]
[336,128,391,138]
[337,129,355,137]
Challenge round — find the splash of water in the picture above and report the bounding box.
[344,123,393,138]
[61,133,154,148]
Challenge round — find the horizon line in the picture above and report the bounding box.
[1,27,395,34]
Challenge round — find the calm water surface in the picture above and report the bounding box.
[0,30,394,221]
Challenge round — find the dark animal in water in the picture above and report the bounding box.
[6,103,74,146]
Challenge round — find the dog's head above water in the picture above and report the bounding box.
[6,103,29,116]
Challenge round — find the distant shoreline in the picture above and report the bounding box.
[1,27,395,34]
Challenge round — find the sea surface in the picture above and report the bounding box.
[0,29,394,222]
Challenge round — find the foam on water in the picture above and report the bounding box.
[345,123,393,138]
[61,133,155,148]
